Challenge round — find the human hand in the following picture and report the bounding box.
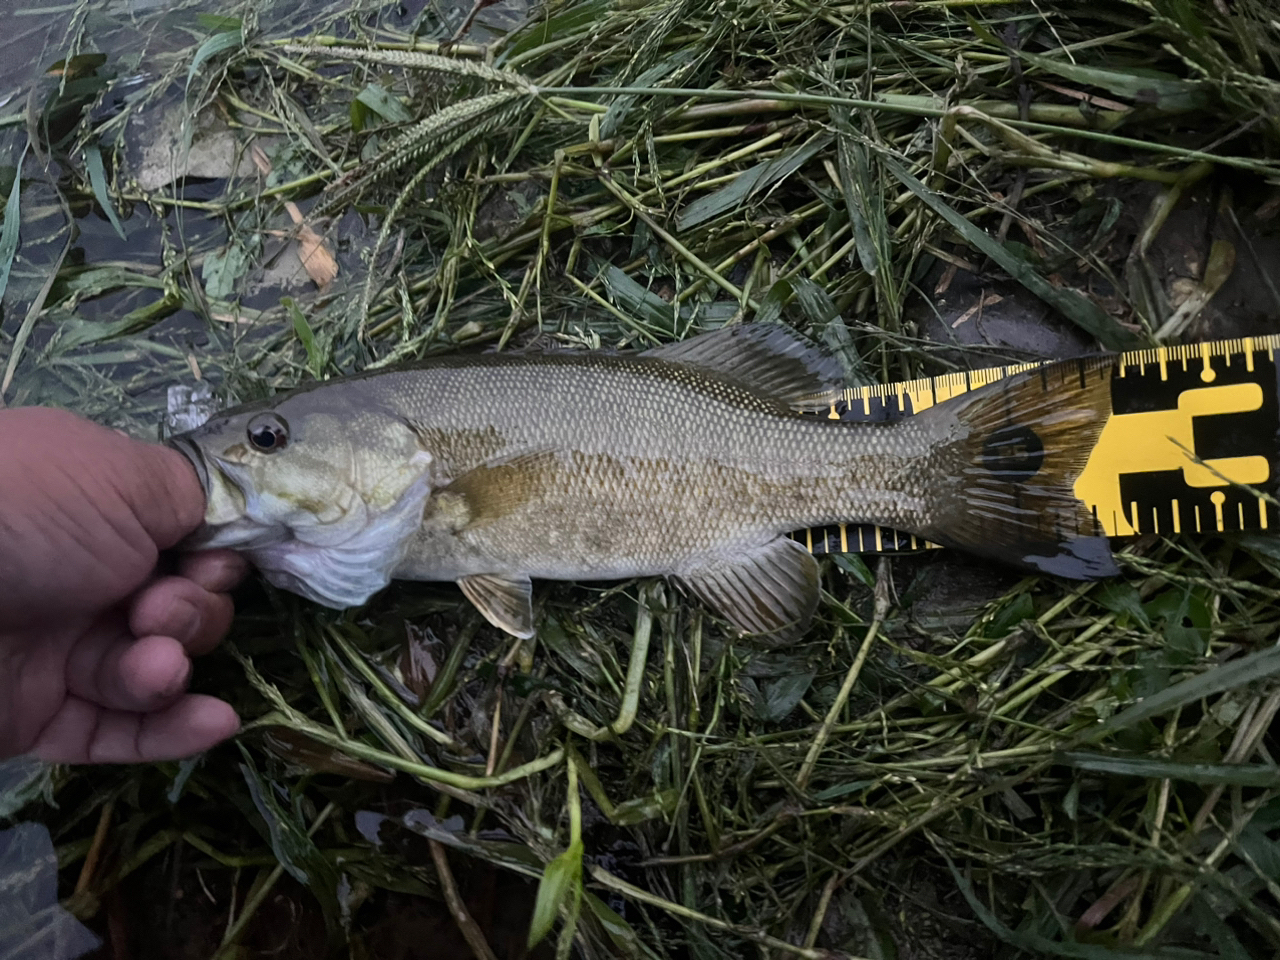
[0,407,245,764]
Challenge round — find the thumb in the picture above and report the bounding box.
[117,434,208,550]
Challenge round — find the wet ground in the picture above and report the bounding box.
[0,0,525,422]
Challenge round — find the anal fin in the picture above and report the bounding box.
[676,537,820,643]
[458,574,536,638]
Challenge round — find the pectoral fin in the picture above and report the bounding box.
[458,573,536,638]
[443,450,557,530]
[676,538,820,643]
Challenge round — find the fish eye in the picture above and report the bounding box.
[247,413,289,453]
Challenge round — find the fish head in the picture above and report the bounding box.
[168,390,436,607]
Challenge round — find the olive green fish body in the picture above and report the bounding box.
[359,354,939,581]
[172,324,1118,640]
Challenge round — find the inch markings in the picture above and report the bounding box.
[790,334,1280,557]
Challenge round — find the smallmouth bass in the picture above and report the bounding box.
[169,324,1118,640]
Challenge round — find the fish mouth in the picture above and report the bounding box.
[168,435,211,501]
[167,435,287,553]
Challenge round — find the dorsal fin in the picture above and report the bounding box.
[642,323,844,412]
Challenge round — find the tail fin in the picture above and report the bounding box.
[918,355,1119,580]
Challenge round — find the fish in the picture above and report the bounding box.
[168,323,1119,641]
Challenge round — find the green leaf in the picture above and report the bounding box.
[195,13,243,31]
[1078,644,1280,746]
[187,28,244,89]
[82,143,126,240]
[941,849,1191,959]
[583,891,643,957]
[760,670,816,722]
[282,297,323,378]
[1238,533,1280,563]
[883,157,1140,351]
[600,50,696,139]
[790,275,839,326]
[1189,893,1251,960]
[833,553,875,589]
[1238,822,1280,878]
[50,286,182,351]
[1017,50,1210,113]
[1145,587,1210,661]
[611,788,679,826]
[1061,780,1080,821]
[238,752,342,941]
[528,839,583,949]
[1060,752,1280,787]
[1095,582,1150,629]
[677,133,832,231]
[812,779,876,802]
[356,83,413,124]
[202,239,253,300]
[753,278,793,326]
[986,592,1033,638]
[835,132,879,278]
[0,145,26,307]
[502,0,609,60]
[600,265,675,332]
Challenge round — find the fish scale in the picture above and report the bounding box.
[371,355,936,579]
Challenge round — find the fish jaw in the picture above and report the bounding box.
[168,435,286,552]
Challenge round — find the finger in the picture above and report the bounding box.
[122,440,208,549]
[177,550,250,594]
[30,695,240,764]
[130,576,235,656]
[66,633,192,713]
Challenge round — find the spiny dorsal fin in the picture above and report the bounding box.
[643,323,844,412]
[675,537,821,643]
[458,573,535,638]
[917,356,1119,580]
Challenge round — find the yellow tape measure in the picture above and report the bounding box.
[792,334,1280,557]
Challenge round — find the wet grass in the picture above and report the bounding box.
[4,0,1280,957]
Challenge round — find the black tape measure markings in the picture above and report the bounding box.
[792,334,1280,556]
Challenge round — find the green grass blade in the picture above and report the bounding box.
[0,143,27,308]
[1016,50,1211,113]
[187,27,244,89]
[1078,644,1280,745]
[677,134,831,231]
[941,849,1207,959]
[82,143,126,240]
[1061,753,1280,786]
[527,839,583,949]
[355,83,413,124]
[884,155,1142,350]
